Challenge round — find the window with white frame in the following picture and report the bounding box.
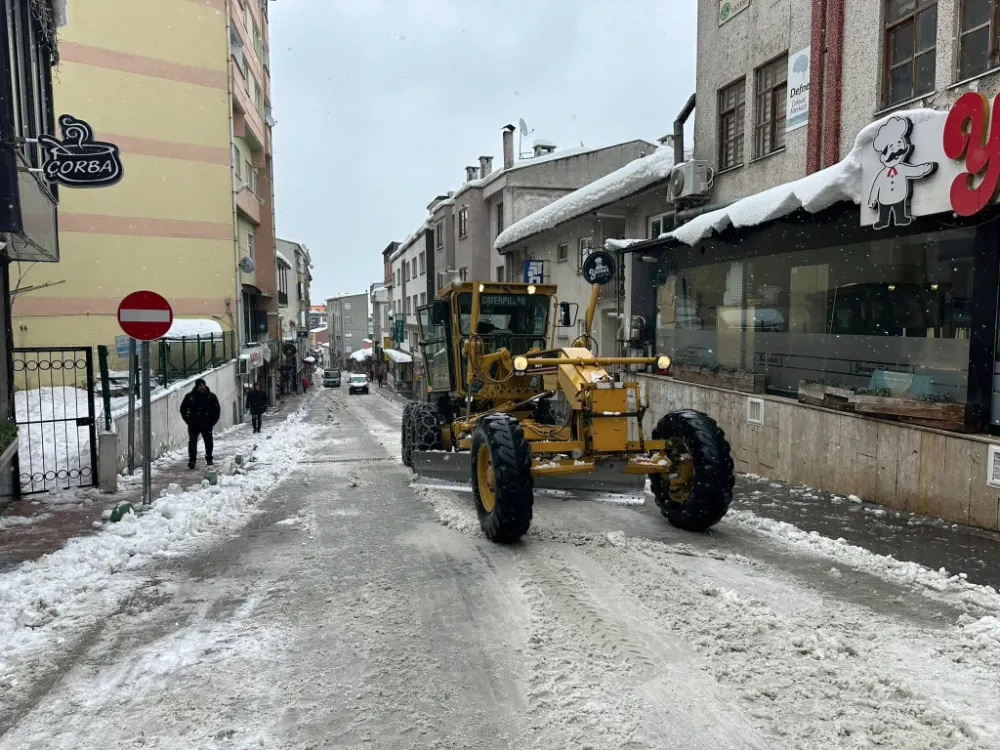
[648,213,671,239]
[420,292,426,306]
[459,267,468,281]
[406,297,411,315]
[435,223,443,249]
[419,251,426,274]
[557,243,568,262]
[247,228,255,261]
[458,207,469,238]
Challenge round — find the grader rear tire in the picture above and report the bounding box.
[412,402,443,452]
[401,402,417,467]
[650,409,734,531]
[471,414,533,543]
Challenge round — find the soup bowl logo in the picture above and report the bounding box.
[38,115,123,188]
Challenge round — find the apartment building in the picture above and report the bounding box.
[327,292,369,368]
[428,128,658,290]
[388,226,432,355]
[12,0,280,385]
[275,237,310,338]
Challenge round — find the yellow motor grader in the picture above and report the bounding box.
[402,252,734,543]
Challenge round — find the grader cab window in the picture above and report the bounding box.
[457,293,549,354]
[418,305,452,392]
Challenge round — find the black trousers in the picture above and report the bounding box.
[251,412,263,432]
[188,425,214,463]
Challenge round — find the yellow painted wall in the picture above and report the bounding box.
[20,0,238,350]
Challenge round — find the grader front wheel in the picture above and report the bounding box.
[650,410,734,531]
[401,402,417,467]
[471,413,533,543]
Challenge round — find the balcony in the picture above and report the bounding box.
[235,186,261,224]
[231,62,266,150]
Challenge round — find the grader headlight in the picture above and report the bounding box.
[513,355,529,373]
[657,355,672,372]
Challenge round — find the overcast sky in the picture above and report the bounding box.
[269,0,696,303]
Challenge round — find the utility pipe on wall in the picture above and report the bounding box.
[806,0,827,174]
[821,0,845,168]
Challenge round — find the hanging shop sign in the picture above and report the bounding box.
[240,346,265,370]
[523,259,544,284]
[394,319,405,342]
[581,250,616,286]
[719,0,749,25]
[786,46,811,133]
[39,115,124,188]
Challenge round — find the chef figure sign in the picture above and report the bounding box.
[868,116,936,230]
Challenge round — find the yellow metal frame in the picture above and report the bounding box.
[434,279,679,480]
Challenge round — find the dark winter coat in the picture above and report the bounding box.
[180,387,221,430]
[246,389,267,415]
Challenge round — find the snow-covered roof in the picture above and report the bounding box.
[390,221,430,262]
[533,137,556,148]
[350,348,372,362]
[384,348,413,364]
[310,326,326,333]
[495,146,676,250]
[276,251,292,268]
[162,318,224,339]
[663,108,940,247]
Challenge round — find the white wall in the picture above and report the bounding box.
[109,361,240,473]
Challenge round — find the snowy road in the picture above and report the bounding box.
[2,388,1000,749]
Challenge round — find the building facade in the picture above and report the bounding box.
[613,0,1000,532]
[0,0,66,506]
[12,0,279,389]
[327,292,369,368]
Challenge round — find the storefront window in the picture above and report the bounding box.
[656,228,975,401]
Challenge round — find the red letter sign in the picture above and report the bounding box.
[944,91,1000,216]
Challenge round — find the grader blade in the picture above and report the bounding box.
[411,451,647,496]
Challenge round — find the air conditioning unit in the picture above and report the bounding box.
[237,357,249,376]
[668,160,711,202]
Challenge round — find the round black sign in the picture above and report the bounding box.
[581,250,616,286]
[283,343,297,358]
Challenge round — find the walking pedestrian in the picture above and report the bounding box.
[246,381,267,434]
[180,378,221,469]
[376,367,384,388]
[301,373,310,393]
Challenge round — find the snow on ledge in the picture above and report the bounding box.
[495,147,676,250]
[163,318,224,339]
[667,107,942,246]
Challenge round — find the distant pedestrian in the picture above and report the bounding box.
[301,373,310,393]
[180,378,221,469]
[376,368,384,388]
[246,381,267,433]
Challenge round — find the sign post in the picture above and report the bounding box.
[127,337,136,475]
[118,291,173,505]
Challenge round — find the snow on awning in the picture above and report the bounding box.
[350,349,372,362]
[495,147,675,251]
[664,107,941,247]
[384,349,413,364]
[163,318,225,339]
[304,356,316,363]
[276,251,292,268]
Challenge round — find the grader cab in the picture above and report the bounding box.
[402,258,734,543]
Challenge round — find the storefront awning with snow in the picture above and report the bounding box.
[609,108,944,253]
[350,349,372,362]
[384,349,413,364]
[496,147,676,251]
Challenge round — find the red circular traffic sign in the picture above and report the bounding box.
[117,290,173,341]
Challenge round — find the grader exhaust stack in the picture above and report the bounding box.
[402,251,734,543]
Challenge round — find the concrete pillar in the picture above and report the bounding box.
[98,430,118,493]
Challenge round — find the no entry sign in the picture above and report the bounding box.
[117,290,173,341]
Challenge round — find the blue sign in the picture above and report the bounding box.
[115,335,130,358]
[524,260,544,284]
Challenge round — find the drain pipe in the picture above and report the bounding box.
[822,0,845,168]
[806,0,827,174]
[673,93,696,165]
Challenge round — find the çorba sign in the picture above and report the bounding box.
[861,92,1000,227]
[38,114,123,188]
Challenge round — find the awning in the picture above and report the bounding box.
[384,349,413,364]
[350,349,372,362]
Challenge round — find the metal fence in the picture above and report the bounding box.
[13,347,98,495]
[103,332,236,388]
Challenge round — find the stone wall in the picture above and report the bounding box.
[640,374,1000,532]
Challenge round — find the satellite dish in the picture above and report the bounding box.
[239,256,255,273]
